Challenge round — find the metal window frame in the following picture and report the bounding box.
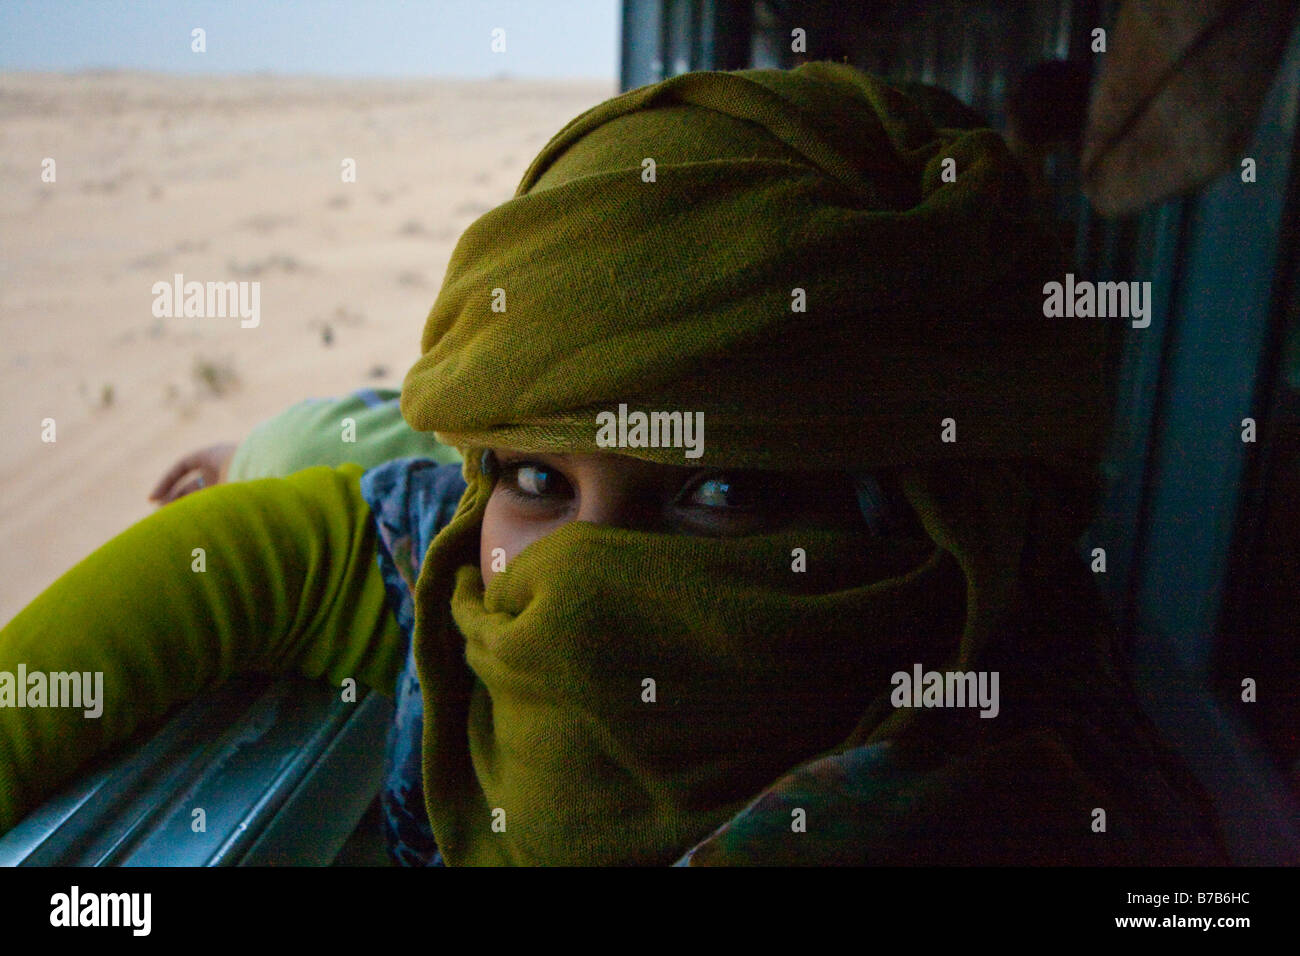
[0,675,392,867]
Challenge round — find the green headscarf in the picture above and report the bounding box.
[403,63,1106,471]
[401,63,1110,865]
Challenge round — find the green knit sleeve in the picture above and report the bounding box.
[0,463,404,834]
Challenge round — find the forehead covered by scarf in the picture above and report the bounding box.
[401,61,1106,472]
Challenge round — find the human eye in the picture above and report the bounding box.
[674,471,766,512]
[676,473,759,512]
[668,470,781,536]
[493,455,574,504]
[668,468,868,537]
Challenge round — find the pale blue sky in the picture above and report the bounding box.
[0,0,621,79]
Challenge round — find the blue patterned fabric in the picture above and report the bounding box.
[360,458,466,867]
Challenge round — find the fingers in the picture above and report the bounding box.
[170,475,208,502]
[155,472,208,505]
[149,454,201,501]
[150,444,238,504]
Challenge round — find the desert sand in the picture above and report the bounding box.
[0,71,615,626]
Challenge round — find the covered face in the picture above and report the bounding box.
[399,62,1108,866]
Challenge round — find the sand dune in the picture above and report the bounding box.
[0,71,615,625]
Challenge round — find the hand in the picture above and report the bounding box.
[148,442,239,504]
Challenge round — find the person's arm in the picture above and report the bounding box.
[0,463,404,834]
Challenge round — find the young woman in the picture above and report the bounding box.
[0,62,1225,865]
